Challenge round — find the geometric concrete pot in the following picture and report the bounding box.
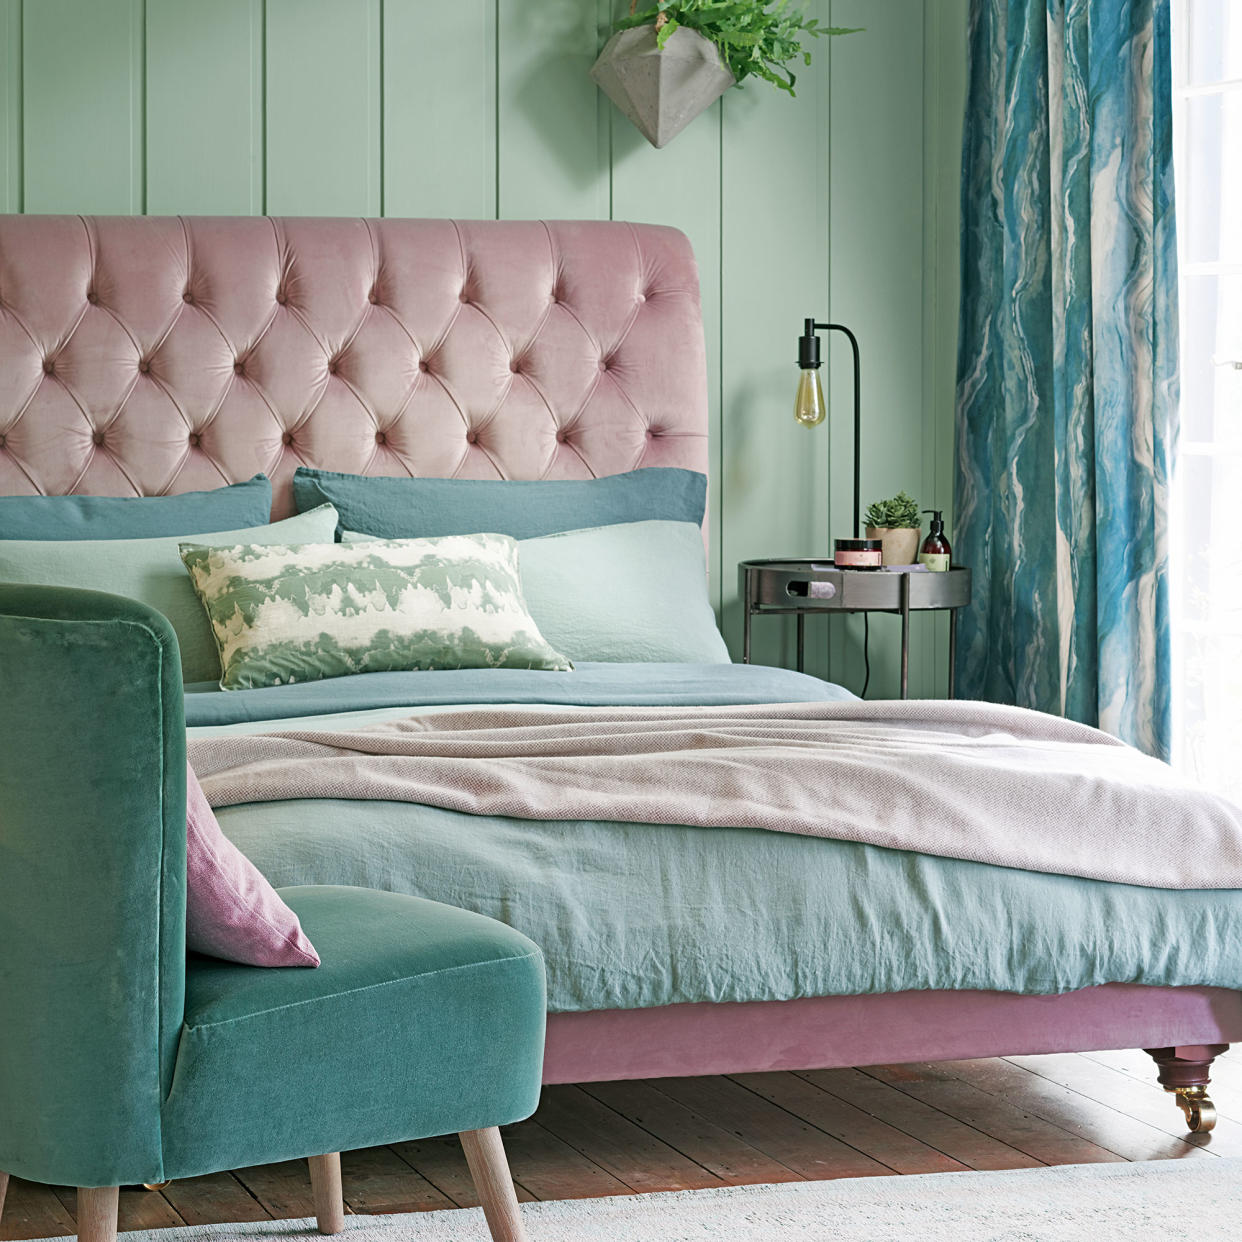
[591,25,735,149]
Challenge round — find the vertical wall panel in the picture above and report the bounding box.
[497,0,609,220]
[146,0,262,214]
[829,0,929,697]
[384,0,496,219]
[611,99,723,610]
[921,0,969,698]
[23,0,143,213]
[719,61,831,671]
[265,0,380,216]
[0,0,19,212]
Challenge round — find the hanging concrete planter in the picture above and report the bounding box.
[591,25,735,150]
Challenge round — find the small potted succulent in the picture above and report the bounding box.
[592,1,858,149]
[863,491,922,567]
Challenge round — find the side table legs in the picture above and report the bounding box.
[949,609,958,699]
[899,574,910,699]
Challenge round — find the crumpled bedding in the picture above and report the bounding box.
[186,664,1242,1012]
[191,699,1242,890]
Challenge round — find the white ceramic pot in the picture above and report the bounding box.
[591,25,735,149]
[865,525,922,567]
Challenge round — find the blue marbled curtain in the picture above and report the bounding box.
[955,0,1178,758]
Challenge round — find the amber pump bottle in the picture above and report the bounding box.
[919,509,951,572]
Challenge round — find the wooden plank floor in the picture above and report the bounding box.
[1,1051,1230,1238]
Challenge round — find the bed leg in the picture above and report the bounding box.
[1144,1043,1229,1133]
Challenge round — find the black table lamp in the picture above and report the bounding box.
[795,318,862,541]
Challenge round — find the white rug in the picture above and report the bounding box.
[37,1158,1242,1242]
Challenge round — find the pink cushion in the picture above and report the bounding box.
[185,762,320,968]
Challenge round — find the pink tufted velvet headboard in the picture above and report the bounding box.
[0,217,708,518]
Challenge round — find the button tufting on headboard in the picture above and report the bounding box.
[0,217,709,517]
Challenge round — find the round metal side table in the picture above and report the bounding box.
[739,559,973,699]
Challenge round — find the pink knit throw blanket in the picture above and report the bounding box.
[187,700,1242,890]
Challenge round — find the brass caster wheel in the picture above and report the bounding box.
[142,1181,172,1191]
[1174,1087,1217,1134]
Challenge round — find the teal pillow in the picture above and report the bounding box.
[0,474,272,540]
[344,519,730,665]
[292,466,707,540]
[0,506,338,683]
[179,534,572,690]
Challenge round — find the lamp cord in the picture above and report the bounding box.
[860,615,871,699]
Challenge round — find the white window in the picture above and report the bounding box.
[1171,1,1242,796]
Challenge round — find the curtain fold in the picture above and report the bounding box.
[955,0,1178,758]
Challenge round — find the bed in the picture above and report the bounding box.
[1,213,1239,1136]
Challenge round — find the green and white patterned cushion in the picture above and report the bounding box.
[179,533,573,690]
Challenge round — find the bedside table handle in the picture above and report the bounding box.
[787,579,837,601]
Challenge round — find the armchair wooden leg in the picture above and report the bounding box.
[77,1187,118,1242]
[308,1153,345,1235]
[0,1170,9,1225]
[459,1127,527,1242]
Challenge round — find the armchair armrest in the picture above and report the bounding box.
[0,585,187,1186]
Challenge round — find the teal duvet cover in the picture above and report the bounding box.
[188,665,1242,1014]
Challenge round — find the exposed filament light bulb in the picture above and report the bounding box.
[794,367,825,427]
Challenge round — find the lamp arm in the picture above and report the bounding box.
[811,321,862,540]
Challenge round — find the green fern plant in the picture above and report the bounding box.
[614,0,860,97]
[863,491,920,530]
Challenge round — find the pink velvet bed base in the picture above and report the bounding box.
[542,986,1242,1083]
[0,214,1234,1085]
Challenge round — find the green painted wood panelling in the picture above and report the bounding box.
[827,0,935,698]
[5,0,966,697]
[146,0,262,215]
[22,0,143,214]
[718,50,831,676]
[383,0,496,220]
[922,0,969,699]
[265,0,380,215]
[497,0,610,220]
[0,1,19,212]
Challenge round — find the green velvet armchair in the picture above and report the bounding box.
[0,585,548,1242]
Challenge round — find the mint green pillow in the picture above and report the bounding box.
[179,533,573,690]
[517,520,730,664]
[0,506,339,683]
[343,519,730,664]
